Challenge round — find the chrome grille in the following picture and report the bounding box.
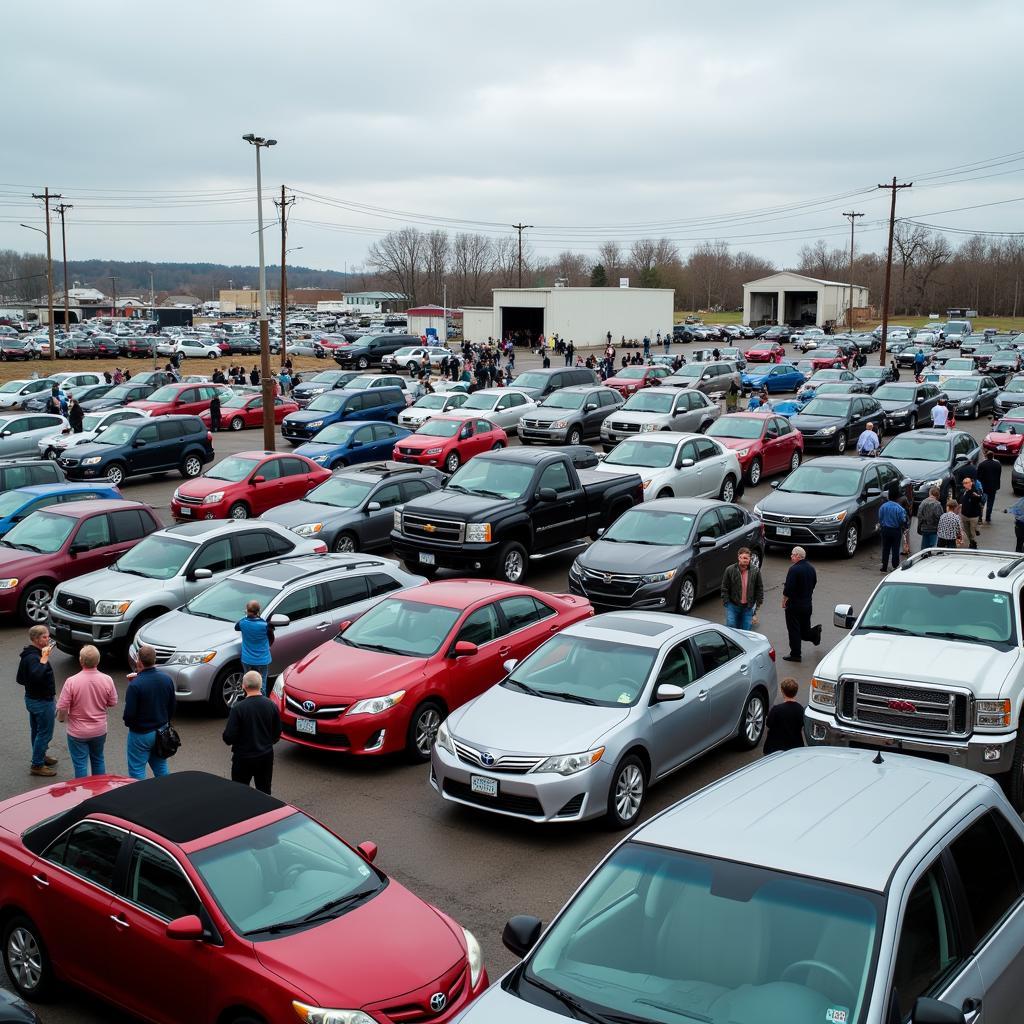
[56,593,92,615]
[453,739,543,774]
[837,677,971,738]
[401,513,465,544]
[519,418,549,430]
[758,511,817,525]
[284,693,349,719]
[176,493,204,505]
[610,421,640,433]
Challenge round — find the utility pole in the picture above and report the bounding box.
[55,202,73,337]
[110,276,118,318]
[274,185,295,365]
[877,177,912,366]
[32,189,60,359]
[150,270,155,312]
[842,212,863,331]
[512,222,533,288]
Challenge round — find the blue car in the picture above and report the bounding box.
[294,420,412,469]
[0,482,122,536]
[281,386,408,444]
[740,362,807,393]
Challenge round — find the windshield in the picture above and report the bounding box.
[623,391,674,413]
[994,419,1024,433]
[461,393,499,411]
[345,376,378,390]
[145,385,182,403]
[416,419,462,438]
[0,491,31,518]
[190,813,383,938]
[603,508,695,545]
[669,365,702,379]
[206,456,261,483]
[307,393,346,412]
[312,424,358,446]
[338,597,461,656]
[799,399,853,417]
[447,459,534,499]
[2,511,74,554]
[518,842,880,1024]
[943,360,973,371]
[511,372,548,389]
[310,370,345,384]
[304,476,374,508]
[874,386,917,402]
[414,394,448,410]
[80,414,106,432]
[95,422,138,446]
[1004,380,1024,393]
[809,371,845,382]
[880,437,950,462]
[780,464,862,497]
[504,634,656,706]
[540,392,586,410]
[603,439,676,469]
[220,394,248,409]
[614,367,647,379]
[100,385,137,402]
[859,581,1014,646]
[0,380,26,394]
[114,534,195,580]
[942,378,979,392]
[186,579,276,622]
[707,417,764,440]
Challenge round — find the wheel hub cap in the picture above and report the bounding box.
[416,710,441,754]
[615,765,644,820]
[8,928,41,990]
[745,698,765,742]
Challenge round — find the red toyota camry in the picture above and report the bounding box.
[983,415,1024,459]
[392,414,506,474]
[0,773,486,1023]
[200,392,299,431]
[275,580,593,759]
[705,411,804,485]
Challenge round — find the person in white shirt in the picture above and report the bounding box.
[856,422,880,456]
[931,399,949,428]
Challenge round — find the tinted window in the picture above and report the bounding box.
[73,514,112,550]
[719,506,747,534]
[46,821,123,891]
[279,458,309,478]
[192,537,233,575]
[476,419,493,434]
[458,603,502,646]
[367,573,403,597]
[323,575,369,608]
[136,423,159,444]
[110,509,150,543]
[695,438,720,461]
[233,531,273,567]
[372,483,403,509]
[266,532,294,557]
[655,641,697,687]
[499,595,554,631]
[696,510,723,540]
[125,841,201,921]
[401,479,432,501]
[693,630,741,672]
[274,584,323,622]
[370,424,395,442]
[539,461,573,493]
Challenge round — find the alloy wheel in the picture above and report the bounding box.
[503,547,525,582]
[790,450,801,471]
[678,577,696,613]
[744,694,766,744]
[748,459,762,486]
[6,927,42,993]
[222,670,246,708]
[184,456,202,477]
[414,707,442,756]
[614,763,644,822]
[333,533,356,553]
[106,464,124,485]
[23,586,52,624]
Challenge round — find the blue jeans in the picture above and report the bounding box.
[67,734,107,778]
[25,697,55,768]
[724,603,754,630]
[919,531,937,550]
[126,730,169,780]
[243,663,270,696]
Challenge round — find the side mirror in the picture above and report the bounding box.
[698,535,716,548]
[584,403,597,411]
[251,475,265,484]
[834,603,856,629]
[770,480,780,489]
[453,640,477,658]
[701,374,711,381]
[538,487,558,502]
[132,438,146,448]
[911,998,966,1024]
[654,683,685,702]
[268,613,290,628]
[356,841,378,863]
[166,915,205,942]
[954,454,967,464]
[503,658,519,674]
[350,439,362,447]
[864,487,882,498]
[189,567,213,581]
[502,915,543,959]
[678,457,695,469]
[338,619,352,633]
[366,501,382,512]
[68,542,87,556]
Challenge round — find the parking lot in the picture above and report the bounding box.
[0,349,1016,1023]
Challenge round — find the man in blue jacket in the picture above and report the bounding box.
[124,644,175,780]
[878,492,909,572]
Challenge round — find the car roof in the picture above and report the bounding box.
[563,610,698,647]
[619,430,703,444]
[162,519,254,538]
[894,547,1024,588]
[236,552,392,586]
[635,748,988,892]
[42,498,151,517]
[900,428,956,440]
[719,411,774,421]
[393,579,535,609]
[802,455,870,470]
[6,482,112,498]
[639,497,739,515]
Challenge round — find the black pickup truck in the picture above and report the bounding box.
[390,447,643,583]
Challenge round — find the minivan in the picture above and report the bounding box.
[506,367,600,401]
[281,387,407,443]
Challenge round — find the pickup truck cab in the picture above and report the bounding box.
[391,447,643,584]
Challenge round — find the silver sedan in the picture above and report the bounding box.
[456,389,537,430]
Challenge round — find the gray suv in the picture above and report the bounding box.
[48,520,325,658]
[601,387,720,450]
[133,554,425,712]
[517,385,622,446]
[506,367,599,401]
[663,360,741,399]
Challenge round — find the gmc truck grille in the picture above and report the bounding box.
[401,512,465,544]
[838,677,970,738]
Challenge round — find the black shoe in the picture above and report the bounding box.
[782,654,802,663]
[880,566,887,572]
[812,625,822,646]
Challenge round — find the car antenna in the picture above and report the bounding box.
[872,751,884,765]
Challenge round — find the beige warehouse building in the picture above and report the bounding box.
[743,272,868,329]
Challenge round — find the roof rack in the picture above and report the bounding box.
[238,553,384,583]
[899,547,1024,577]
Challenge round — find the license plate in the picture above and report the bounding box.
[419,552,436,565]
[296,718,317,735]
[470,775,498,797]
[179,506,192,515]
[776,525,792,537]
[999,444,1007,451]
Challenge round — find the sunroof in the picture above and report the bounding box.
[597,617,674,637]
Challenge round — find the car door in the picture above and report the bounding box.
[488,392,514,430]
[916,384,939,426]
[692,508,730,596]
[362,480,404,548]
[692,628,750,744]
[268,580,337,669]
[859,464,885,535]
[366,423,397,461]
[645,640,708,777]
[533,458,583,548]
[247,455,284,513]
[675,439,703,497]
[471,418,497,458]
[280,456,320,504]
[445,601,509,705]
[695,437,727,497]
[718,505,758,564]
[62,510,122,579]
[126,421,161,473]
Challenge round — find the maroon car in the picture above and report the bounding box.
[0,499,160,625]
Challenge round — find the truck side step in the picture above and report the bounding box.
[530,541,588,561]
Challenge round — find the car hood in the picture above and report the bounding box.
[58,567,167,600]
[592,460,665,484]
[876,399,916,412]
[139,609,235,651]
[176,476,238,500]
[715,436,760,452]
[58,439,119,460]
[261,498,356,529]
[399,490,506,520]
[0,547,51,573]
[606,411,669,426]
[741,369,773,381]
[254,880,465,1009]
[285,408,337,423]
[876,456,948,482]
[400,433,454,451]
[292,384,329,397]
[789,413,847,430]
[448,683,631,755]
[997,392,1024,405]
[986,431,1024,445]
[286,642,428,700]
[759,489,851,517]
[528,407,582,423]
[124,401,163,413]
[577,539,690,575]
[293,441,344,458]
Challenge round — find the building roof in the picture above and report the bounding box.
[745,272,867,290]
[345,291,406,301]
[406,305,463,317]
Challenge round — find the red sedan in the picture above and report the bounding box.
[808,348,847,371]
[200,392,298,431]
[125,381,232,418]
[983,415,1024,459]
[393,414,506,474]
[170,450,330,521]
[276,580,593,759]
[705,412,804,485]
[744,342,785,363]
[602,364,671,397]
[0,772,487,1022]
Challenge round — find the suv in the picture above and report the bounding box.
[506,367,600,401]
[333,333,420,369]
[58,415,214,487]
[517,385,622,446]
[49,519,327,657]
[132,553,425,712]
[601,387,719,450]
[281,387,407,444]
[291,369,361,408]
[813,547,1024,810]
[124,381,231,418]
[0,458,63,493]
[663,360,741,399]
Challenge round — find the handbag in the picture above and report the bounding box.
[153,723,181,759]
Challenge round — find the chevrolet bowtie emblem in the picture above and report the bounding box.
[423,523,436,533]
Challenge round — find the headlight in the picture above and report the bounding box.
[168,651,217,666]
[393,510,402,529]
[923,477,943,489]
[202,491,224,505]
[639,423,658,432]
[551,419,569,429]
[734,447,750,458]
[424,447,443,455]
[809,677,836,709]
[815,426,837,436]
[436,718,455,755]
[465,523,491,543]
[272,674,284,699]
[535,747,605,775]
[82,456,102,465]
[641,569,676,584]
[309,388,326,395]
[752,503,763,517]
[307,420,324,429]
[462,927,484,988]
[95,600,132,617]
[568,560,583,578]
[313,455,328,463]
[0,578,19,590]
[292,523,323,536]
[812,510,847,525]
[291,1005,375,1024]
[347,690,406,716]
[975,699,1011,729]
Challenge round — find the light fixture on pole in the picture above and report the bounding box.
[242,133,278,451]
[21,221,55,356]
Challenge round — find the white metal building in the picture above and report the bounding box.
[743,272,868,328]
[464,287,674,347]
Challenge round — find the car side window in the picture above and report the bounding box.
[695,438,719,461]
[366,573,403,597]
[124,841,201,922]
[773,417,791,436]
[496,394,513,410]
[322,575,369,609]
[498,595,555,631]
[44,820,123,891]
[233,531,275,567]
[655,641,696,688]
[693,630,741,672]
[279,457,310,477]
[401,479,432,501]
[719,507,746,534]
[371,424,395,442]
[539,461,573,493]
[372,483,403,508]
[72,514,112,550]
[679,440,699,463]
[954,434,974,457]
[191,537,234,575]
[136,423,159,444]
[457,603,502,646]
[109,509,150,543]
[275,583,325,622]
[257,458,283,481]
[695,510,723,540]
[265,532,294,557]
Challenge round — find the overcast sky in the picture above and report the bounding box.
[3,0,1023,273]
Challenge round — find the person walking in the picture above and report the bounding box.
[878,489,909,571]
[782,547,820,663]
[763,678,805,755]
[931,398,949,429]
[236,600,273,695]
[976,451,1002,524]
[67,397,84,433]
[937,498,963,548]
[1007,493,1024,553]
[916,486,943,550]
[720,547,763,630]
[124,644,176,780]
[208,391,222,432]
[56,645,117,778]
[959,477,984,548]
[222,670,282,794]
[726,378,740,413]
[856,421,880,456]
[18,625,58,777]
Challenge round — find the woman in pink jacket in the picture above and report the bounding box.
[57,645,118,778]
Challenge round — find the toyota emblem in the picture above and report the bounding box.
[888,699,917,714]
[603,573,613,583]
[63,596,72,607]
[480,752,495,767]
[301,700,316,713]
[430,992,447,1013]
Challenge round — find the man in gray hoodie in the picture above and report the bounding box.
[915,486,942,550]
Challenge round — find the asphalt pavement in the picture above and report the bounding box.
[0,350,1016,1023]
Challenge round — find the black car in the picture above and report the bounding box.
[852,366,891,394]
[984,353,1021,386]
[853,333,880,353]
[754,455,906,557]
[568,497,762,615]
[940,375,1000,419]
[78,382,158,413]
[789,394,883,454]
[871,381,943,432]
[895,345,936,369]
[292,369,363,408]
[995,375,1024,416]
[876,428,980,507]
[762,325,793,342]
[335,333,422,370]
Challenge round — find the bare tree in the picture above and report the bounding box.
[797,239,844,280]
[688,240,731,310]
[366,228,424,306]
[420,230,450,305]
[450,233,493,306]
[598,241,623,284]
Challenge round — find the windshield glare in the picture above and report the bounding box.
[623,392,673,413]
[800,399,853,417]
[145,385,181,403]
[345,376,378,390]
[874,386,916,401]
[943,379,978,392]
[95,423,138,446]
[310,370,345,384]
[186,579,276,622]
[604,439,676,469]
[0,491,30,517]
[1004,380,1024,393]
[707,418,764,440]
[603,509,695,545]
[3,511,74,553]
[0,380,25,393]
[114,534,195,579]
[541,392,586,410]
[416,419,462,438]
[305,476,374,508]
[415,395,448,410]
[313,424,356,445]
[340,598,460,656]
[308,393,346,412]
[780,465,862,497]
[206,456,261,483]
[447,459,534,499]
[461,394,498,410]
[512,372,547,389]
[880,438,950,462]
[615,367,647,379]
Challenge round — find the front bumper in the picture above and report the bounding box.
[759,517,845,548]
[170,498,227,521]
[391,534,498,572]
[567,571,677,611]
[282,423,320,441]
[49,605,130,651]
[797,431,842,449]
[517,423,571,443]
[983,442,1023,461]
[277,689,410,755]
[804,707,1016,775]
[127,643,222,702]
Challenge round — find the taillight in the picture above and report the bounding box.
[768,645,776,662]
[207,431,213,441]
[313,542,328,553]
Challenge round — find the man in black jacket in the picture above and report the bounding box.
[124,644,176,780]
[222,671,282,794]
[17,625,58,777]
[976,452,1002,524]
[782,547,821,663]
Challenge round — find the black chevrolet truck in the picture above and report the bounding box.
[390,447,643,583]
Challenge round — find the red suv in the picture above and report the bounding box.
[200,393,299,431]
[393,415,506,474]
[170,451,330,521]
[276,581,593,759]
[744,341,784,363]
[705,411,804,485]
[0,499,160,624]
[602,364,671,397]
[0,772,488,1023]
[126,382,231,418]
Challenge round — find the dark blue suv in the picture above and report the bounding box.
[281,387,407,444]
[58,415,214,487]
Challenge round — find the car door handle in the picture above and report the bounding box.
[962,998,982,1024]
[314,621,332,631]
[31,874,48,888]
[697,689,708,701]
[498,646,512,657]
[739,663,749,673]
[109,914,130,929]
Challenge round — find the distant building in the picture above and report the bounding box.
[406,304,460,339]
[345,291,407,314]
[162,294,201,307]
[218,288,343,311]
[743,272,868,328]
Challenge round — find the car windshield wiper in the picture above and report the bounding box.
[187,610,223,620]
[537,690,600,705]
[113,567,152,577]
[525,976,620,1024]
[11,542,43,553]
[504,678,542,697]
[859,624,915,635]
[634,998,712,1023]
[922,629,999,645]
[299,886,378,924]
[347,641,400,654]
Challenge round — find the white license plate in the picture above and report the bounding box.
[179,506,192,515]
[470,775,498,797]
[776,525,792,537]
[419,551,436,565]
[999,444,1007,451]
[296,717,317,735]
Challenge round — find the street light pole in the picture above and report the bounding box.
[243,133,278,451]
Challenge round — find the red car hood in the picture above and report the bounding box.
[604,376,643,388]
[286,642,428,700]
[176,476,237,500]
[254,880,465,1008]
[400,434,454,452]
[715,437,760,452]
[985,431,1024,446]
[125,400,164,413]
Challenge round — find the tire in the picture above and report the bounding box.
[789,450,802,471]
[656,488,673,499]
[209,663,245,716]
[841,520,859,558]
[734,689,768,749]
[228,501,250,520]
[44,447,57,461]
[229,416,245,431]
[444,451,461,474]
[677,574,697,614]
[746,458,762,487]
[208,351,217,359]
[105,461,126,486]
[3,915,54,1001]
[605,754,647,829]
[567,427,582,446]
[180,454,203,479]
[406,700,445,762]
[333,532,357,553]
[330,458,348,470]
[835,431,848,454]
[406,361,419,374]
[497,541,528,584]
[357,356,369,370]
[969,403,978,420]
[18,579,54,626]
[718,475,737,503]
